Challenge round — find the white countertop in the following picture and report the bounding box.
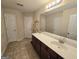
[32,33,77,59]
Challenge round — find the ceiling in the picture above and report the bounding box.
[1,0,50,12]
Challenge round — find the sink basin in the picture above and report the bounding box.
[51,41,67,49]
[51,41,64,45]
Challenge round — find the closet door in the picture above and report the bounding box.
[67,14,77,40]
[4,13,17,42]
[24,16,33,38]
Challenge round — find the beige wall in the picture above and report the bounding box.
[4,8,25,41]
[46,7,77,37]
[1,8,8,56]
[32,12,41,32]
[16,12,24,41]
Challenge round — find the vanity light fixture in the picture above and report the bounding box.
[46,0,62,9]
[56,0,62,3]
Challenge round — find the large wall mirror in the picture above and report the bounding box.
[40,7,77,40]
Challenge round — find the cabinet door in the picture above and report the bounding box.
[49,50,63,59]
[35,43,40,56]
[41,47,50,59]
[32,36,36,46]
[50,53,57,59]
[57,55,63,59]
[48,48,58,59]
[32,36,41,56]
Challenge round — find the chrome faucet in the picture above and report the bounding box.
[58,37,66,44]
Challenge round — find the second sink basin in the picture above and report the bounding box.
[51,41,67,50]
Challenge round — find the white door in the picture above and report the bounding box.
[67,14,77,40]
[4,13,17,42]
[24,16,32,38]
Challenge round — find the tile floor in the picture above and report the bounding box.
[4,39,40,59]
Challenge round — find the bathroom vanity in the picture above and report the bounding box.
[31,32,77,59]
[32,35,63,59]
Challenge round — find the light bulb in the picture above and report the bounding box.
[51,2,56,6]
[56,0,61,3]
[48,3,52,8]
[46,0,62,9]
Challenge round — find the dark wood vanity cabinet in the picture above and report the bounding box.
[31,35,64,59]
[41,47,50,59]
[40,42,50,59]
[31,36,41,56]
[49,48,63,59]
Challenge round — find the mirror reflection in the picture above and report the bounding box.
[40,7,77,40]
